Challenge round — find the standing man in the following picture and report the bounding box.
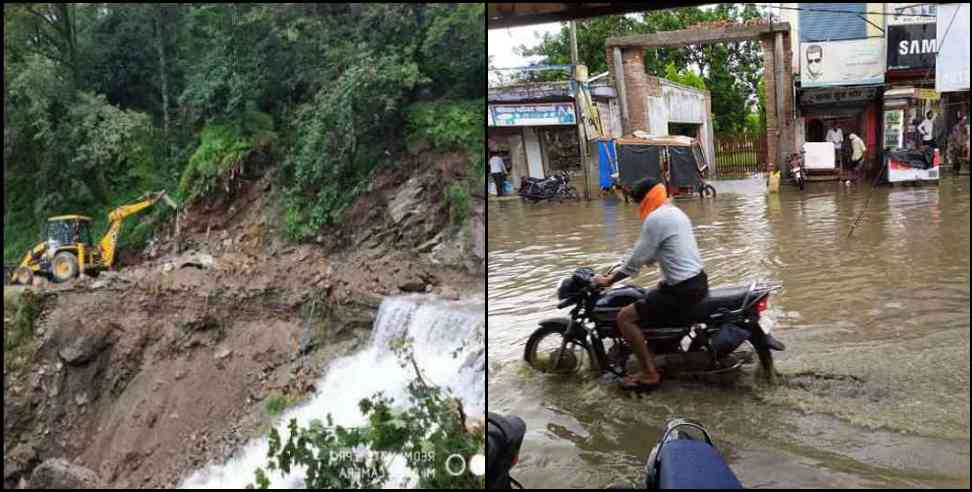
[934,111,948,151]
[948,113,969,174]
[918,111,936,148]
[849,132,867,178]
[489,151,507,197]
[826,124,844,168]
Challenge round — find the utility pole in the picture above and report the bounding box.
[570,20,592,200]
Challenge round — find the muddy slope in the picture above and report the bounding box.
[3,151,485,488]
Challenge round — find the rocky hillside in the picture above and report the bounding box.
[3,150,484,488]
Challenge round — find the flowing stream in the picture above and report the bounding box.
[180,296,485,489]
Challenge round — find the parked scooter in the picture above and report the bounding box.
[486,415,742,489]
[523,266,785,383]
[787,151,806,190]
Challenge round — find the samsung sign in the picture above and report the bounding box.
[887,23,937,70]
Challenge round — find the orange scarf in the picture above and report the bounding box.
[638,184,668,222]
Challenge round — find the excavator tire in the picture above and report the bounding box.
[52,251,79,283]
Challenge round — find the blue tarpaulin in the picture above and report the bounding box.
[597,139,618,189]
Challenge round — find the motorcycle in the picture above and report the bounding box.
[787,151,806,190]
[486,414,742,489]
[519,170,578,202]
[523,267,786,384]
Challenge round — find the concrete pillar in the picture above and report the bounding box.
[762,36,779,174]
[622,48,649,135]
[780,32,795,164]
[612,47,630,134]
[774,32,790,171]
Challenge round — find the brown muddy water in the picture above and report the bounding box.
[487,177,971,489]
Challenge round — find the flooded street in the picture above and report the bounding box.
[487,178,971,489]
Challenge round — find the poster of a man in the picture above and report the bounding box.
[806,44,824,81]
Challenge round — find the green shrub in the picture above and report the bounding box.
[445,183,471,226]
[265,392,295,417]
[405,99,484,155]
[178,122,253,200]
[5,289,43,353]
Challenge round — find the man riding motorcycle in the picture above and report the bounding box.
[592,177,708,392]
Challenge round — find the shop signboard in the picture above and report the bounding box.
[488,103,577,127]
[887,23,937,70]
[801,38,885,88]
[936,3,970,92]
[884,110,904,149]
[915,88,940,101]
[887,3,938,25]
[799,86,879,106]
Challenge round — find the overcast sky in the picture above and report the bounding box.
[488,22,562,84]
[487,6,724,84]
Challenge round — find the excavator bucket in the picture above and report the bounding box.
[160,193,178,210]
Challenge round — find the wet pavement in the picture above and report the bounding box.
[487,177,971,489]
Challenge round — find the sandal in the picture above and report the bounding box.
[620,374,662,393]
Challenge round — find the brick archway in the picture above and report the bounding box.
[606,22,794,172]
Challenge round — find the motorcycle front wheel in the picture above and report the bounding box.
[698,183,717,198]
[524,324,598,375]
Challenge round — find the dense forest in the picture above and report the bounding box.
[4,3,485,263]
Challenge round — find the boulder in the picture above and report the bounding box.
[399,280,427,293]
[58,322,113,366]
[28,459,101,489]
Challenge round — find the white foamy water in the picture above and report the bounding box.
[179,296,485,489]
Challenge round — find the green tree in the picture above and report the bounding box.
[517,6,766,136]
[663,62,705,91]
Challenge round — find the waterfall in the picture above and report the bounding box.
[179,296,485,489]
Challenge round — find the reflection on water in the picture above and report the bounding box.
[488,178,971,489]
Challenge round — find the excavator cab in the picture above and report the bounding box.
[44,215,94,250]
[37,215,96,283]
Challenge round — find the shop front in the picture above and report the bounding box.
[796,33,885,179]
[798,85,883,177]
[936,3,970,172]
[486,101,578,195]
[881,7,945,182]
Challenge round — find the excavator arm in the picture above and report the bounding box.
[97,191,177,268]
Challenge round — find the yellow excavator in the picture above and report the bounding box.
[11,191,177,285]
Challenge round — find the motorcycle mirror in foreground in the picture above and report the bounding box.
[485,415,742,489]
[487,413,527,489]
[644,418,742,489]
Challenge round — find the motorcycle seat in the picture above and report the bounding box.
[658,439,743,489]
[692,286,751,315]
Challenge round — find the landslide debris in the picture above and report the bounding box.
[3,151,484,488]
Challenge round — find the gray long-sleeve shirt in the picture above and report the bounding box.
[620,204,704,285]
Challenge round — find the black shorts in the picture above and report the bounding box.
[634,271,709,326]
